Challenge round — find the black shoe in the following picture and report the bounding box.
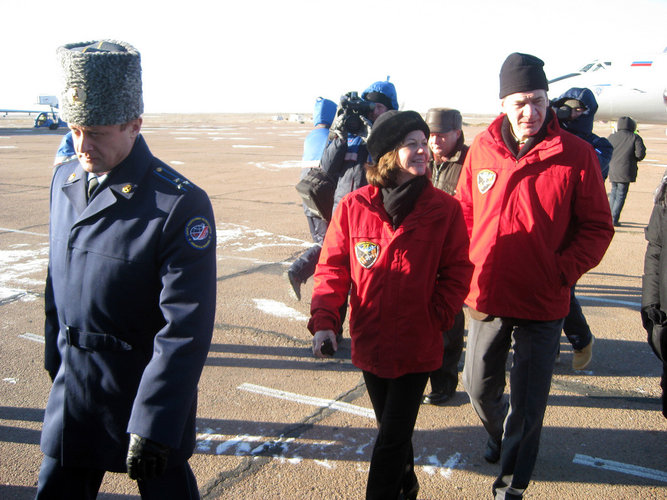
[484,437,501,464]
[399,481,419,500]
[399,469,419,500]
[285,270,301,301]
[613,220,621,227]
[422,391,453,406]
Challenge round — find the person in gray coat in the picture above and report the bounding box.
[607,116,647,226]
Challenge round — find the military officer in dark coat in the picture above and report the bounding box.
[36,40,216,499]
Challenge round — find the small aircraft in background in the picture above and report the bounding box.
[0,95,66,129]
[548,47,667,125]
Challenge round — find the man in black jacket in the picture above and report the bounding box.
[608,116,647,226]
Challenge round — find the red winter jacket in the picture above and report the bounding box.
[308,182,472,378]
[455,113,614,321]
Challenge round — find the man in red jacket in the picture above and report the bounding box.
[456,53,614,499]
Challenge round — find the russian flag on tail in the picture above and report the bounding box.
[631,61,653,67]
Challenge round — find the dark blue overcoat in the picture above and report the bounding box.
[41,135,216,472]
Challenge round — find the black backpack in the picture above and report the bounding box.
[295,168,335,221]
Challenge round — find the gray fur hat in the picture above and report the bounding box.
[57,40,143,126]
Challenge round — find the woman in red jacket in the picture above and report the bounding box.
[309,110,472,500]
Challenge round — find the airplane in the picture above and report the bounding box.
[0,95,66,129]
[547,47,667,125]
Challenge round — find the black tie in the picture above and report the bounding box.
[87,176,99,201]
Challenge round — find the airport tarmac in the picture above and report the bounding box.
[0,113,665,499]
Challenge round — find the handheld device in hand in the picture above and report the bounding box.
[321,338,335,356]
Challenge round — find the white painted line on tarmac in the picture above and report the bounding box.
[573,454,667,483]
[0,227,48,237]
[238,383,375,419]
[253,299,309,322]
[577,294,640,308]
[19,332,45,343]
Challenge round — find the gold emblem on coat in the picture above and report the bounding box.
[355,241,380,269]
[477,169,497,194]
[122,184,133,193]
[67,173,77,183]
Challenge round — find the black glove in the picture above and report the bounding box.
[126,433,170,481]
[328,108,347,141]
[644,304,667,326]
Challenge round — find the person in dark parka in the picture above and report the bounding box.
[422,107,468,406]
[551,87,613,180]
[286,97,337,301]
[607,116,647,226]
[551,87,614,369]
[641,171,667,419]
[37,40,216,499]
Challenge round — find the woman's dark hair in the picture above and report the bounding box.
[366,149,402,188]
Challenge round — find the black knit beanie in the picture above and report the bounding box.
[366,110,430,164]
[499,52,548,99]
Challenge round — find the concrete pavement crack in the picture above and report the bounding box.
[200,377,367,499]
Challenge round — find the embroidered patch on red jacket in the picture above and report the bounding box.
[355,241,380,269]
[477,169,497,194]
[185,216,212,250]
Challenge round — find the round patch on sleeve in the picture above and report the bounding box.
[185,216,213,250]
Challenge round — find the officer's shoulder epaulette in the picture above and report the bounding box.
[53,157,79,174]
[152,162,194,192]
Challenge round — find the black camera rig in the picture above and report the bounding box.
[340,91,375,135]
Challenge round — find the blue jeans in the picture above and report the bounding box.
[609,182,629,224]
[463,316,562,499]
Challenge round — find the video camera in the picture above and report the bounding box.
[551,98,588,122]
[340,91,375,135]
[555,104,574,121]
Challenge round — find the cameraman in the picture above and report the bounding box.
[552,87,613,180]
[322,80,398,216]
[288,81,397,306]
[551,87,613,370]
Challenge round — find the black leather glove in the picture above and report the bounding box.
[126,433,170,481]
[328,108,347,141]
[644,304,667,326]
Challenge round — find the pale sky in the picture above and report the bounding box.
[2,0,666,115]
